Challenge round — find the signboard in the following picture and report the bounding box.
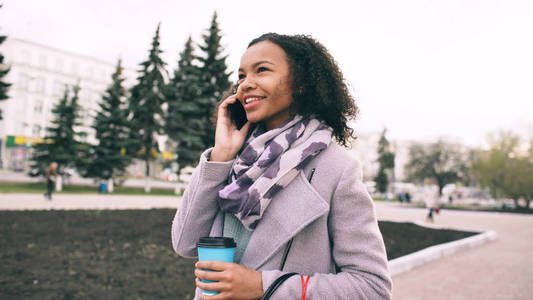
[5,136,44,147]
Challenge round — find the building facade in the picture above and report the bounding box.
[350,131,412,186]
[0,37,139,171]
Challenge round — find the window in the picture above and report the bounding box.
[32,124,42,137]
[20,51,31,65]
[16,95,27,113]
[18,74,30,90]
[39,54,48,69]
[34,77,46,93]
[53,81,64,96]
[15,122,26,135]
[34,99,43,113]
[55,59,64,73]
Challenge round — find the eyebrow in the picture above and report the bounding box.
[238,60,275,72]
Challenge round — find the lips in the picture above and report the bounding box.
[243,95,266,104]
[242,95,266,111]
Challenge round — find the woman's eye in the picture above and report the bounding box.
[238,74,245,80]
[257,67,268,73]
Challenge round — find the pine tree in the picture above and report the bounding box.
[197,12,231,148]
[85,59,132,182]
[374,128,395,194]
[165,36,205,176]
[30,84,86,175]
[128,24,168,190]
[0,4,12,120]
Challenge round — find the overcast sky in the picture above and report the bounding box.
[1,0,532,146]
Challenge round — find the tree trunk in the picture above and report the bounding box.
[144,159,151,193]
[437,178,444,196]
[513,198,524,209]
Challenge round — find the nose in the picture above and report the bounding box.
[239,75,256,92]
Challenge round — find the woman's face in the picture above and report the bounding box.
[237,41,294,130]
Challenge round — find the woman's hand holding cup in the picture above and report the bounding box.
[195,261,263,300]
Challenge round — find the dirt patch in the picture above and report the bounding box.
[0,209,195,299]
[378,221,478,260]
[0,209,477,299]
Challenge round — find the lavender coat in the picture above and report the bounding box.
[171,143,392,299]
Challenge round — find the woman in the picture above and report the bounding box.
[172,33,392,299]
[424,179,440,222]
[44,162,58,200]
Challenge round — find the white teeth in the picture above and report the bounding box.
[245,97,263,104]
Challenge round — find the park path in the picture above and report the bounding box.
[375,202,533,300]
[0,193,178,210]
[1,194,532,299]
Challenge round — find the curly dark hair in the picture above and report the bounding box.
[248,33,358,147]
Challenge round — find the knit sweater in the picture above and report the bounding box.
[223,213,253,263]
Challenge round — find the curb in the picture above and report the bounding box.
[388,225,498,276]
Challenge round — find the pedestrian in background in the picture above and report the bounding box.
[425,179,440,222]
[44,162,58,200]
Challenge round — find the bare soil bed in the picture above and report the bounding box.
[0,209,477,299]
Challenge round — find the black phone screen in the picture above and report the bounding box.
[228,100,247,130]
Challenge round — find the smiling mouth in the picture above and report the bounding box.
[245,96,266,104]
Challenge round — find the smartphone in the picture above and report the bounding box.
[228,83,247,130]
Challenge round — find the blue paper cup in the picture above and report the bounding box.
[197,237,236,295]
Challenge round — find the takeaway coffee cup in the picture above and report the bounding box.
[197,237,237,295]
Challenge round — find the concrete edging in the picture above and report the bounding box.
[388,224,498,276]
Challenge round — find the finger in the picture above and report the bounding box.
[217,96,238,124]
[195,277,228,293]
[218,94,238,111]
[200,292,231,300]
[195,268,225,281]
[239,121,252,133]
[196,261,233,271]
[199,290,226,300]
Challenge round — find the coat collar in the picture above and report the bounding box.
[240,171,329,269]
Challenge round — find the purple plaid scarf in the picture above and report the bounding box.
[218,115,333,230]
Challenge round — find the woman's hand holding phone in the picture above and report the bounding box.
[211,94,251,162]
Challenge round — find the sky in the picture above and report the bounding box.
[1,0,532,146]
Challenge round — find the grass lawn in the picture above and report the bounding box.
[0,181,177,196]
[0,209,477,299]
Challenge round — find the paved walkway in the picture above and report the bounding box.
[0,193,179,210]
[376,202,533,300]
[1,194,532,299]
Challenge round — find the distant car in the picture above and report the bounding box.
[179,167,195,184]
[167,173,178,182]
[161,168,178,182]
[501,200,516,210]
[29,168,42,177]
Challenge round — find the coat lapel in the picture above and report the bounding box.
[240,171,329,269]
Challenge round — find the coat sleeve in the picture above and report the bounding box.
[261,158,392,299]
[171,149,234,258]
